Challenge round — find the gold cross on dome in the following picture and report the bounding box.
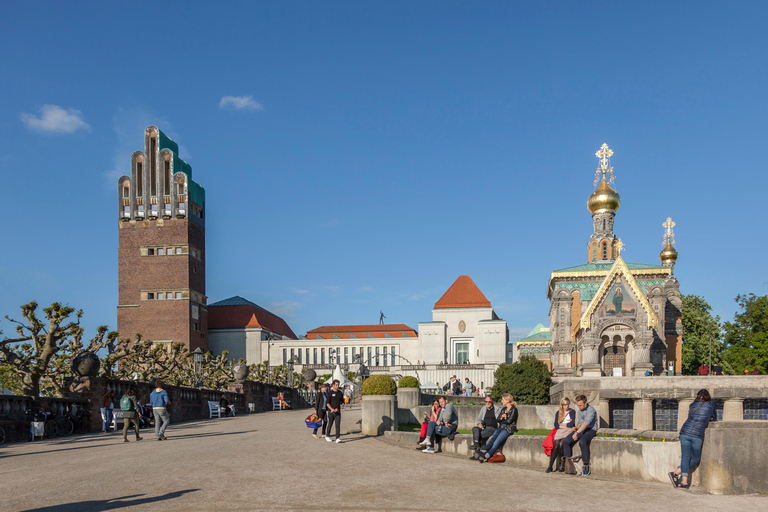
[595,143,614,172]
[615,239,624,256]
[663,217,676,246]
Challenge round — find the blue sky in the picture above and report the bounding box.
[1,1,766,342]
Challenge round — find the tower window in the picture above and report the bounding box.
[602,219,606,230]
[149,136,157,196]
[148,248,155,256]
[602,242,608,259]
[136,160,143,197]
[163,156,171,195]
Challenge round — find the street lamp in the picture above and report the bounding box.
[192,347,204,388]
[265,333,276,384]
[329,348,337,366]
[286,355,298,388]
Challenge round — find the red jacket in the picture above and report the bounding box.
[542,427,557,456]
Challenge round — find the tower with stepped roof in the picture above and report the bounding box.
[116,126,208,351]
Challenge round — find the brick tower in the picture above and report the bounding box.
[116,126,208,351]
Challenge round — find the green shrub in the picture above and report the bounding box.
[362,375,397,395]
[398,376,419,388]
[491,356,552,405]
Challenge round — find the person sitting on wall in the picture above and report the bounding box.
[546,397,576,473]
[471,396,501,450]
[562,394,598,477]
[474,393,518,463]
[419,399,442,446]
[419,396,458,453]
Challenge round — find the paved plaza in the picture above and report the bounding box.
[1,406,766,511]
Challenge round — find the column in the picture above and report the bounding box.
[722,398,744,421]
[581,341,601,377]
[677,398,693,431]
[631,339,653,376]
[633,398,654,431]
[599,398,611,428]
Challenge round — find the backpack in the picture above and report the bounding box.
[120,395,133,411]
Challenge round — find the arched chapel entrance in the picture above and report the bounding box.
[600,325,634,376]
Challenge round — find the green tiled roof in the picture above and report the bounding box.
[517,323,552,342]
[553,262,666,273]
[158,128,205,207]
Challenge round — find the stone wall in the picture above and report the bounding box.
[699,420,768,495]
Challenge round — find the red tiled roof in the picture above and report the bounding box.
[434,275,491,309]
[208,304,297,339]
[306,324,417,339]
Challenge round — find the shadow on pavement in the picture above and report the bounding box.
[20,489,199,512]
[170,429,257,440]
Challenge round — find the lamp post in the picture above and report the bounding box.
[192,347,204,388]
[329,348,337,367]
[265,333,276,384]
[286,355,298,388]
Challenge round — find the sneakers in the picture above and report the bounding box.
[668,471,680,488]
[335,439,342,444]
[421,439,432,447]
[581,464,590,477]
[422,447,435,453]
[157,437,164,441]
[325,436,332,442]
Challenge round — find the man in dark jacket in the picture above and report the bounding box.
[442,375,462,395]
[312,383,328,438]
[472,397,501,450]
[325,380,345,443]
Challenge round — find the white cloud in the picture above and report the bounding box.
[219,95,263,111]
[20,105,90,134]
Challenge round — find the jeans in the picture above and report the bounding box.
[101,408,113,432]
[472,426,496,447]
[425,421,457,444]
[154,409,170,438]
[563,429,597,465]
[326,411,341,439]
[679,434,704,477]
[483,427,512,456]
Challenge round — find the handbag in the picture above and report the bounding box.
[563,456,582,475]
[488,452,506,463]
[435,425,451,436]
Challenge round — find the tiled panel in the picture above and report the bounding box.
[744,398,768,420]
[610,399,634,429]
[653,399,678,431]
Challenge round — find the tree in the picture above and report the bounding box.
[491,356,552,405]
[723,294,768,375]
[0,301,117,396]
[680,294,724,375]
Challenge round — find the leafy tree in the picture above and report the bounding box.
[0,302,117,396]
[246,361,303,387]
[0,362,23,394]
[491,356,551,405]
[723,294,768,375]
[680,294,724,375]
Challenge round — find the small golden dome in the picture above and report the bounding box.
[660,241,678,265]
[587,176,621,213]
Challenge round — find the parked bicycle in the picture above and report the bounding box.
[72,407,91,435]
[26,409,74,440]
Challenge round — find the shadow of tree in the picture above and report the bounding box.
[21,489,199,512]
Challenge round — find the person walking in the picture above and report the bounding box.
[149,380,171,441]
[100,390,115,434]
[669,389,717,489]
[120,387,143,443]
[312,383,328,438]
[325,380,345,443]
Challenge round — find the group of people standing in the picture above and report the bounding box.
[311,380,347,443]
[442,375,476,396]
[99,380,172,443]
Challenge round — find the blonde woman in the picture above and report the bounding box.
[476,393,518,463]
[546,398,576,472]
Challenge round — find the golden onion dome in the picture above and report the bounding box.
[660,241,678,265]
[587,176,621,214]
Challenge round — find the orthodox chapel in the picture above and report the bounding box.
[547,144,682,376]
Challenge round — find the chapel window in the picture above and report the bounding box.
[602,242,608,259]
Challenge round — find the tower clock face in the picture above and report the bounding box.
[459,320,466,333]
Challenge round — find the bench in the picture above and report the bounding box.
[208,401,222,419]
[109,410,124,431]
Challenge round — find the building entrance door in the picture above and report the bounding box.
[603,346,626,376]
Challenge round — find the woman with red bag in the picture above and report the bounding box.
[546,397,576,473]
[418,399,441,446]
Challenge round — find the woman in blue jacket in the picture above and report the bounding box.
[669,389,717,489]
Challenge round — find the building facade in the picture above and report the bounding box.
[207,275,510,390]
[547,144,682,377]
[116,126,208,352]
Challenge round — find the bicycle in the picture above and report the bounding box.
[72,407,91,435]
[0,425,5,445]
[26,409,74,440]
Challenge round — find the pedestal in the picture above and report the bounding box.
[633,398,654,431]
